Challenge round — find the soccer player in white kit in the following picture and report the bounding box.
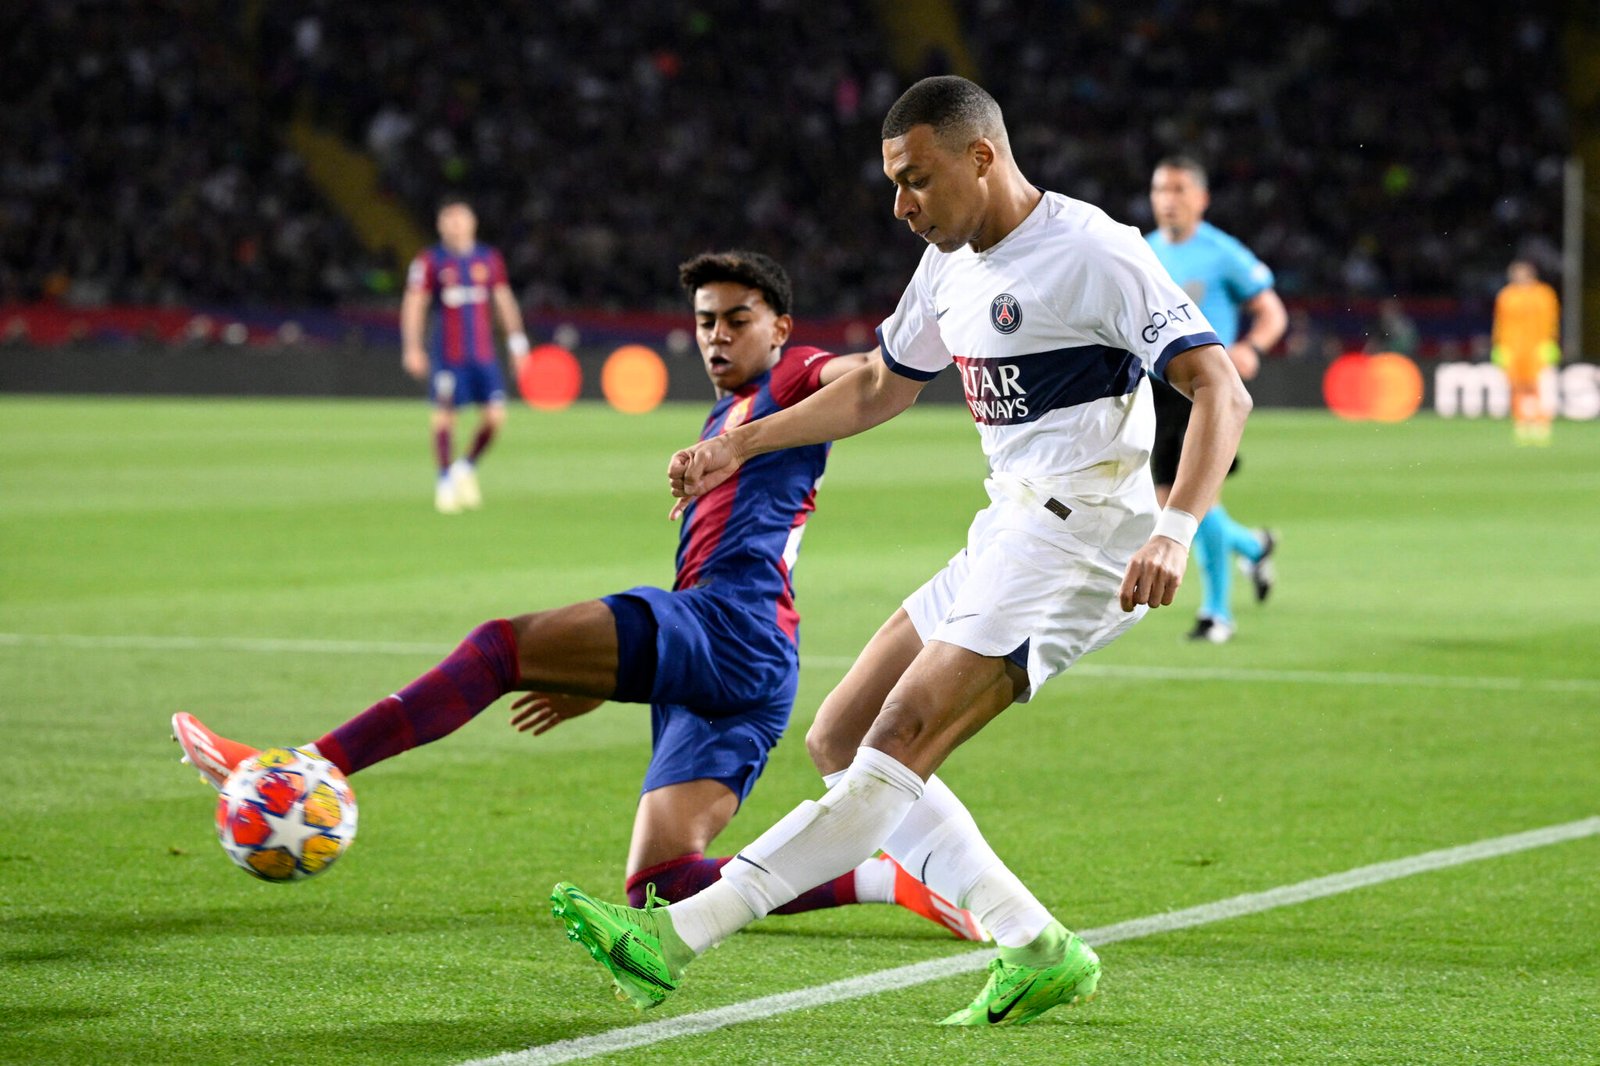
[551,76,1252,1026]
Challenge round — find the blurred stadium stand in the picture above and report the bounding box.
[0,1,1575,401]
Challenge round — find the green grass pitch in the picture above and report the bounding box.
[1,395,1596,1065]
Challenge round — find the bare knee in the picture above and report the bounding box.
[859,693,978,779]
[806,688,882,775]
[861,700,930,761]
[502,600,623,697]
[506,609,548,651]
[627,781,737,876]
[805,719,858,776]
[810,692,943,777]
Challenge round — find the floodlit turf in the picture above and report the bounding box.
[1,395,1596,1065]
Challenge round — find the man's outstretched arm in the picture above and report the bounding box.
[668,350,923,514]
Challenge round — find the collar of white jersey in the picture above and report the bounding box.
[974,188,1053,260]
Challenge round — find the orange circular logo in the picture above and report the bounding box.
[1323,352,1423,422]
[601,345,669,414]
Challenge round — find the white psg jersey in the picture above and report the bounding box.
[877,191,1221,495]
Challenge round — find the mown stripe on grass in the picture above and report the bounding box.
[0,631,444,656]
[3,632,1597,694]
[460,817,1600,1066]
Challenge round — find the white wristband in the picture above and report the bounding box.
[508,332,530,358]
[1152,507,1199,550]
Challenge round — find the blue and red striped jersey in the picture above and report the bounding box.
[674,345,842,642]
[406,243,508,366]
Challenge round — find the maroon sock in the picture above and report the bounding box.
[626,853,859,913]
[315,620,520,775]
[434,427,452,474]
[466,424,496,464]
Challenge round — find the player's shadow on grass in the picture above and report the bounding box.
[743,918,985,943]
[3,904,503,944]
[1398,627,1590,659]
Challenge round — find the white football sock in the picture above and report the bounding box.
[696,747,922,937]
[667,879,758,957]
[879,773,994,901]
[962,864,1052,949]
[819,768,898,905]
[850,855,897,904]
[879,772,1052,948]
[667,853,900,954]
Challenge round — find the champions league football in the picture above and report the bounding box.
[215,748,358,883]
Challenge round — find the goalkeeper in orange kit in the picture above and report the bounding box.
[1491,260,1560,445]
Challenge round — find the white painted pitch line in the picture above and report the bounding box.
[460,817,1600,1066]
[5,632,1595,695]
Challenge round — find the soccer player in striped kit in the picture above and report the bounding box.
[402,197,529,514]
[174,250,985,943]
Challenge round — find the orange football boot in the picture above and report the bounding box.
[171,711,259,790]
[888,857,989,941]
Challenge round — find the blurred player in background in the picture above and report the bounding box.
[1492,259,1560,446]
[402,197,529,514]
[550,77,1251,1026]
[174,250,984,942]
[1147,157,1287,643]
[1366,297,1420,358]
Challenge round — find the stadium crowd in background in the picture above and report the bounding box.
[0,3,378,307]
[0,1,1567,318]
[254,1,906,314]
[961,1,1567,303]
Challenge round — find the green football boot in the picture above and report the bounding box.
[938,931,1101,1026]
[550,881,685,1009]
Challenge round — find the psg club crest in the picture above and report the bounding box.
[990,293,1022,334]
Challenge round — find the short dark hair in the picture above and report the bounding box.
[1154,155,1208,189]
[881,76,1007,152]
[678,250,793,317]
[437,194,474,213]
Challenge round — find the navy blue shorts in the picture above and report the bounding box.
[429,361,506,407]
[602,585,798,803]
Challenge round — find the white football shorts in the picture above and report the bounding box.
[902,487,1156,701]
